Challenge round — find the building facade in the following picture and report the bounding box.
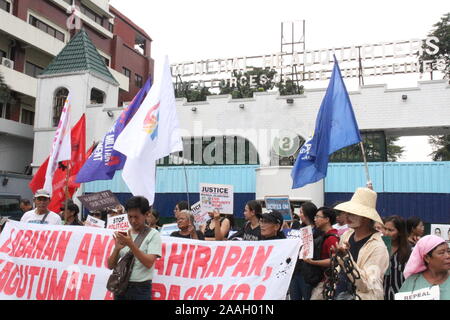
[0,0,153,201]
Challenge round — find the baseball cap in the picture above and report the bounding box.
[34,189,50,198]
[261,210,284,225]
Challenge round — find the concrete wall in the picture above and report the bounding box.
[0,135,33,173]
[0,173,33,200]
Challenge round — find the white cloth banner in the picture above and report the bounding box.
[43,95,72,193]
[0,221,301,300]
[114,57,183,204]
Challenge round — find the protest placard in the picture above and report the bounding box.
[78,191,120,212]
[200,183,234,215]
[160,223,179,237]
[430,224,450,243]
[395,285,440,300]
[283,225,313,259]
[190,201,208,229]
[0,221,301,300]
[106,214,130,232]
[264,196,292,221]
[84,215,105,228]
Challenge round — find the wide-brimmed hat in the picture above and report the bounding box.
[334,188,383,224]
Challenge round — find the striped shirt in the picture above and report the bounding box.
[384,252,406,300]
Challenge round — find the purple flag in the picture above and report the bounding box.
[76,78,152,183]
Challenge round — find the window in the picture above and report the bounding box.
[81,5,103,26]
[0,49,6,59]
[0,102,11,120]
[29,15,65,42]
[62,0,72,5]
[108,23,114,33]
[103,57,110,67]
[53,88,69,127]
[123,67,131,78]
[90,88,105,104]
[25,61,44,78]
[135,74,143,88]
[20,107,34,126]
[0,0,10,13]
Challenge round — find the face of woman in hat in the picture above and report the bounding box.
[424,243,450,273]
[345,213,371,229]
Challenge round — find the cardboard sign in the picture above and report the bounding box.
[191,201,209,229]
[283,226,314,259]
[160,223,179,237]
[200,183,234,215]
[106,214,130,232]
[264,196,292,222]
[0,221,301,300]
[395,285,440,300]
[78,191,120,212]
[430,224,450,243]
[84,215,105,228]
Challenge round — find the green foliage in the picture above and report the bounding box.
[419,12,450,81]
[174,82,213,103]
[429,134,450,161]
[277,78,304,96]
[0,72,11,103]
[386,136,405,162]
[219,67,277,99]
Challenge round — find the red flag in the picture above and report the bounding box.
[29,158,49,194]
[29,115,87,212]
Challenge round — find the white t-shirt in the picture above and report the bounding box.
[20,209,62,225]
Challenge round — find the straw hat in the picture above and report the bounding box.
[334,188,383,224]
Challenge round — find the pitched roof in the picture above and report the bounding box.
[40,29,119,85]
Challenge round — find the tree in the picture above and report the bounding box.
[386,136,405,162]
[277,78,304,96]
[0,72,11,103]
[429,135,450,161]
[419,13,450,81]
[174,80,213,103]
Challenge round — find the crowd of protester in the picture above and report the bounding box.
[6,186,450,301]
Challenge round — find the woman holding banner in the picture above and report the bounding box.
[201,210,232,241]
[398,235,450,300]
[107,196,162,300]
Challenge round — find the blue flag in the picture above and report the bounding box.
[76,78,152,183]
[291,56,361,189]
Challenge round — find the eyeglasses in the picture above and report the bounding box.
[314,215,326,219]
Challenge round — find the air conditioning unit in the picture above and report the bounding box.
[1,58,14,69]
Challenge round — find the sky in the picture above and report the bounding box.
[109,0,449,161]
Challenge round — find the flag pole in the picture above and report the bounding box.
[64,161,71,213]
[359,141,372,188]
[182,157,191,207]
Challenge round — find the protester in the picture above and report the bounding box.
[260,210,286,240]
[107,196,162,300]
[115,204,125,215]
[19,199,32,213]
[383,215,412,300]
[374,220,386,235]
[304,207,339,300]
[20,189,62,225]
[332,203,349,236]
[289,201,320,300]
[146,208,161,231]
[63,202,83,226]
[171,210,204,240]
[399,235,450,300]
[228,200,262,241]
[407,216,425,247]
[330,188,389,300]
[200,210,232,241]
[173,200,189,219]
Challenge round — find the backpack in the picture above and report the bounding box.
[299,232,339,287]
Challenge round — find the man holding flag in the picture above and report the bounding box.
[291,55,362,189]
[113,57,183,205]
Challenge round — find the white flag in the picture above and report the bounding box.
[43,94,72,193]
[114,57,183,204]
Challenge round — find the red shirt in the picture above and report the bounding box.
[320,229,339,260]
